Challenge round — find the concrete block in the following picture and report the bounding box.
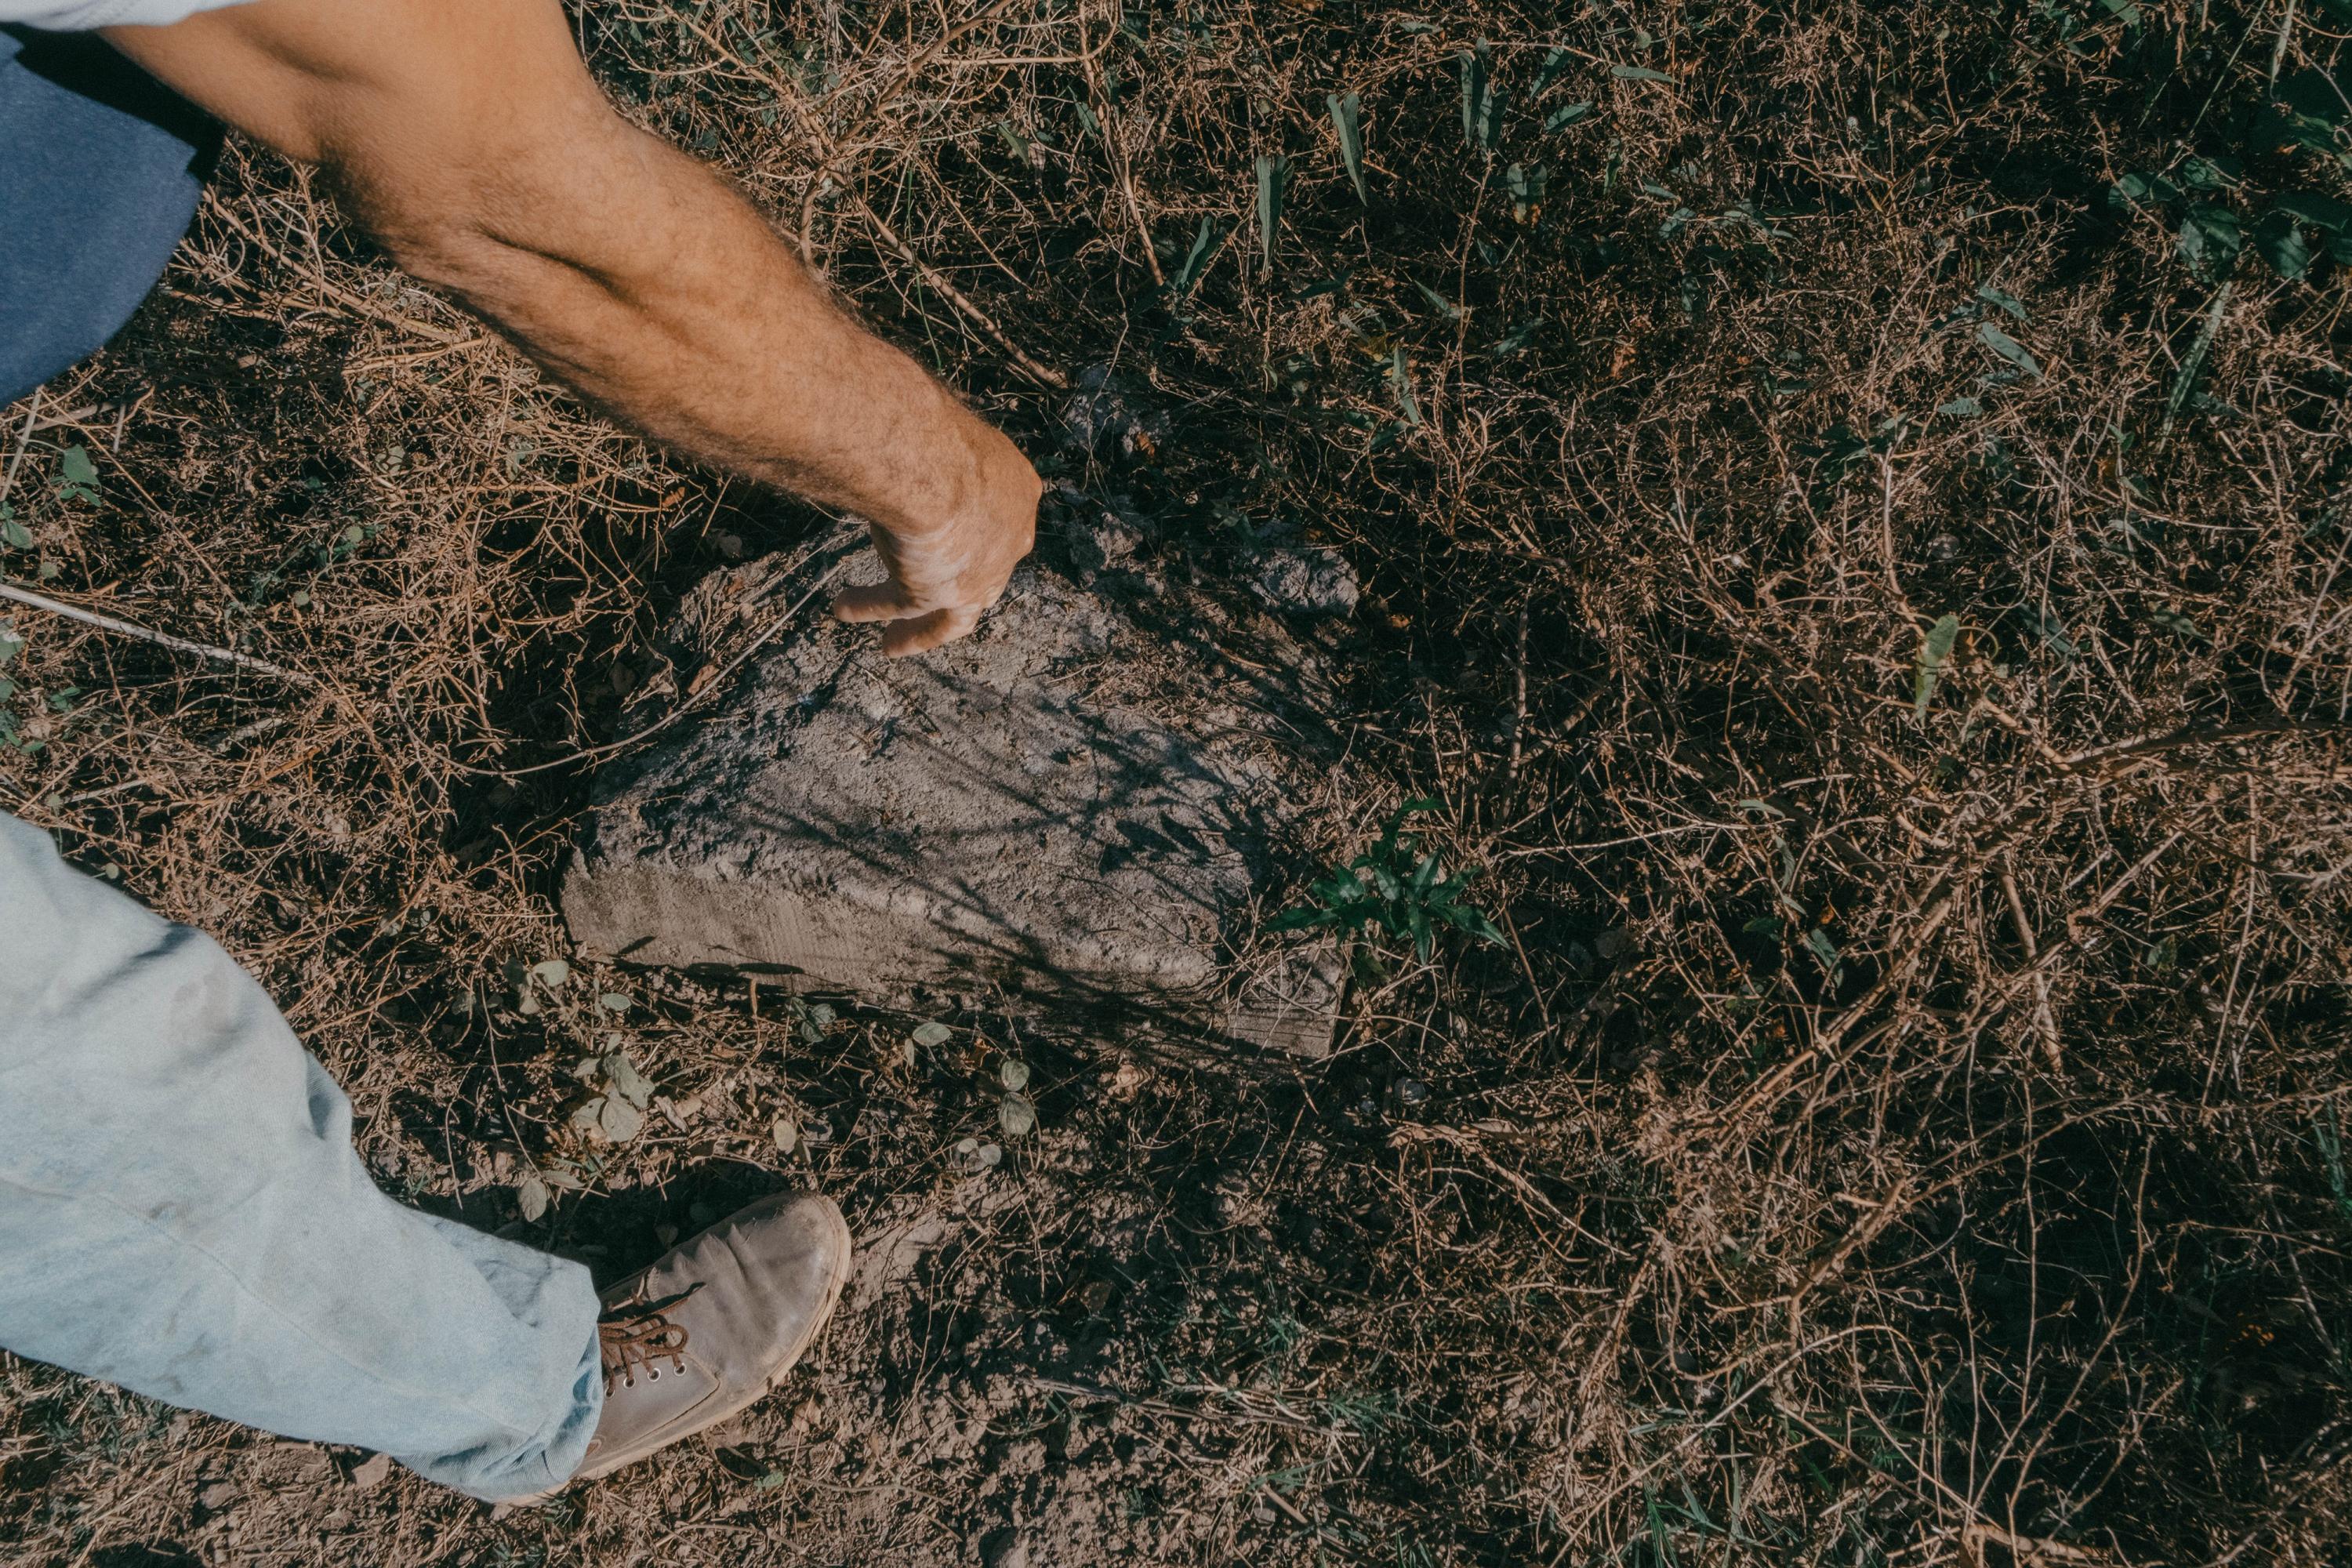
[563,551,1344,1057]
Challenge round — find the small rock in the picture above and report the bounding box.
[699,1417,751,1448]
[980,1527,1031,1568]
[1050,487,1150,581]
[1058,362,1167,458]
[348,1453,392,1491]
[1246,546,1359,618]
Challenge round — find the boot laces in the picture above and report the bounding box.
[598,1284,702,1391]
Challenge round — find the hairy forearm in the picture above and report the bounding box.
[374,118,1005,539]
[108,0,1039,654]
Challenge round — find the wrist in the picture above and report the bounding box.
[879,411,1039,540]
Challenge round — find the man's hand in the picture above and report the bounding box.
[106,0,1038,655]
[833,435,1042,656]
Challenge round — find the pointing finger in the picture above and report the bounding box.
[830,582,920,624]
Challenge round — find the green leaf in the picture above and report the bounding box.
[52,446,101,506]
[2273,190,2352,233]
[1411,279,1465,320]
[1505,162,1548,222]
[1973,281,2027,321]
[1445,904,1508,946]
[1255,154,1287,274]
[998,1092,1038,1137]
[2276,67,2351,130]
[2177,204,2242,281]
[1490,317,1542,357]
[1167,216,1223,299]
[597,991,631,1013]
[0,518,30,550]
[1531,45,1573,97]
[603,1050,655,1109]
[2109,172,2179,215]
[1389,345,1422,426]
[2179,155,2242,191]
[2161,281,2232,441]
[1477,85,1508,152]
[516,1171,551,1222]
[999,1058,1030,1092]
[1805,927,1841,976]
[1459,46,1487,146]
[1543,101,1594,133]
[2255,210,2315,281]
[1914,614,1960,722]
[597,1093,644,1142]
[1327,91,1368,205]
[529,957,571,988]
[2030,602,2078,659]
[1610,64,1674,83]
[911,1020,954,1048]
[1976,320,2043,379]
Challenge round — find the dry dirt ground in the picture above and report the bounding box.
[8,2,2352,1566]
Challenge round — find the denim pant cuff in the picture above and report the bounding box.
[0,813,604,1495]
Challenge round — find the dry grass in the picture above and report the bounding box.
[6,2,2352,1564]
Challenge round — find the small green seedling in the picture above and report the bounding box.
[1388,346,1422,426]
[53,446,101,506]
[1274,799,1507,963]
[1165,216,1224,302]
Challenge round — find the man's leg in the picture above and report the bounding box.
[1,24,219,405]
[0,813,604,1500]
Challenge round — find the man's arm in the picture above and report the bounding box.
[106,0,1039,655]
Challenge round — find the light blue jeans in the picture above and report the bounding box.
[0,812,603,1499]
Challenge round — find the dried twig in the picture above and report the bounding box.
[0,580,314,686]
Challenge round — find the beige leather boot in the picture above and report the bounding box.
[566,1191,851,1486]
